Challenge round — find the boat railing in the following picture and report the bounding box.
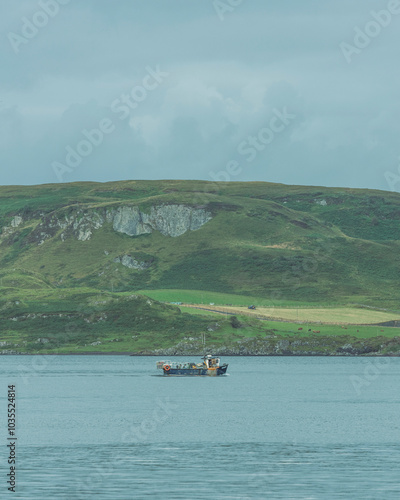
[168,362,200,369]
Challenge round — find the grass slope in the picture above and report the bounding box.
[1,180,400,307]
[0,287,216,353]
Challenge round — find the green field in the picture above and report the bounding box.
[137,289,288,306]
[247,318,400,339]
[137,289,400,324]
[188,304,400,325]
[137,288,354,307]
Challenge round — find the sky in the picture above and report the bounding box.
[1,0,400,191]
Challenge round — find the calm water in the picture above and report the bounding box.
[1,355,400,499]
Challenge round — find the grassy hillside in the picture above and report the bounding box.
[0,286,215,353]
[1,180,400,308]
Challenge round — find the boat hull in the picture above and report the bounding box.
[163,364,228,376]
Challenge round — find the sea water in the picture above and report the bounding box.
[1,355,399,499]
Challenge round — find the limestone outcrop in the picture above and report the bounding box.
[107,204,212,237]
[4,204,212,244]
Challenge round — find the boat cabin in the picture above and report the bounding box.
[202,354,221,368]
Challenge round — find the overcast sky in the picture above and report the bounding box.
[1,0,400,191]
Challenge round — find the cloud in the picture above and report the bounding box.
[0,0,399,190]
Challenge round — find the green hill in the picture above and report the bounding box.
[1,179,399,306]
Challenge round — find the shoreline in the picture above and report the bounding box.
[3,334,400,357]
[1,352,399,357]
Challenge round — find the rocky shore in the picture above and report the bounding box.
[3,334,400,356]
[136,335,400,357]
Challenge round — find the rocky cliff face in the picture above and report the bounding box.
[2,204,212,244]
[108,204,212,237]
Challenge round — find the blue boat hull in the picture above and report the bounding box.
[163,364,228,376]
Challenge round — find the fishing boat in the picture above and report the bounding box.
[156,354,228,376]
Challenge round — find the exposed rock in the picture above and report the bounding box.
[72,211,104,241]
[139,335,400,357]
[27,204,212,244]
[108,206,152,236]
[337,343,357,355]
[108,204,212,237]
[149,204,212,236]
[1,215,24,240]
[113,255,150,270]
[11,216,23,227]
